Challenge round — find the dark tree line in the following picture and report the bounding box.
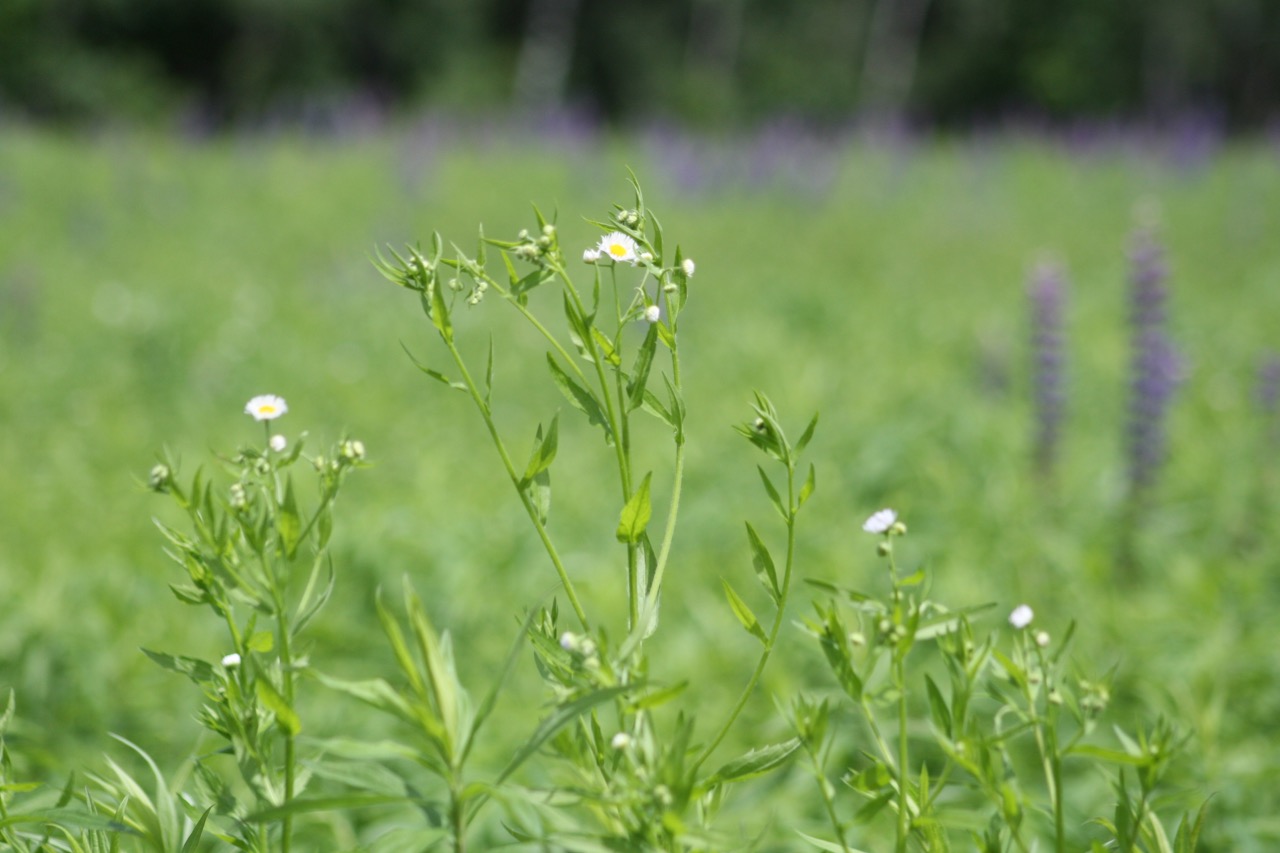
[2,0,1277,128]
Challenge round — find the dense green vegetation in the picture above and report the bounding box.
[0,125,1278,849]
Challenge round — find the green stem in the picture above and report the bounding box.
[895,653,910,853]
[445,337,590,630]
[270,580,296,853]
[643,346,684,619]
[807,743,853,853]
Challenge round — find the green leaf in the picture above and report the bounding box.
[141,649,216,685]
[757,466,787,520]
[925,674,952,738]
[798,463,817,508]
[247,631,274,653]
[722,579,767,643]
[629,681,688,710]
[310,672,421,731]
[547,354,613,443]
[626,323,659,411]
[484,336,495,407]
[256,679,301,736]
[180,807,212,853]
[496,684,634,785]
[914,602,995,640]
[277,479,302,559]
[705,738,801,785]
[400,341,466,391]
[1067,744,1149,766]
[246,795,421,824]
[405,582,464,756]
[1174,799,1211,853]
[430,274,452,343]
[521,416,560,484]
[795,412,820,453]
[616,472,653,543]
[796,830,873,853]
[590,328,621,367]
[744,522,780,601]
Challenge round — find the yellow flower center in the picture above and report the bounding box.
[259,405,276,414]
[609,242,628,258]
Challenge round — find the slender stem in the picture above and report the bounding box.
[692,462,796,773]
[644,345,684,618]
[807,743,853,853]
[895,652,910,853]
[445,337,590,630]
[269,578,296,853]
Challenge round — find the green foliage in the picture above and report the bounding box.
[1,132,1279,849]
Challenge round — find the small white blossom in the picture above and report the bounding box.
[596,231,639,265]
[862,508,897,534]
[611,732,632,750]
[644,304,661,323]
[269,434,287,452]
[559,631,578,651]
[245,394,288,421]
[221,653,242,667]
[1009,604,1035,629]
[583,248,600,263]
[681,258,696,277]
[1034,630,1051,647]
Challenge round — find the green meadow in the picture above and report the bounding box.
[1,124,1278,848]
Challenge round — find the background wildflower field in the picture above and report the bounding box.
[1,124,1279,849]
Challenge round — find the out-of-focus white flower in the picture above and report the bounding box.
[611,732,632,750]
[269,434,287,452]
[559,631,578,651]
[583,248,601,263]
[596,231,638,265]
[1034,630,1051,647]
[1009,604,1035,629]
[681,258,696,277]
[862,508,897,534]
[644,304,661,323]
[221,653,242,667]
[245,395,288,421]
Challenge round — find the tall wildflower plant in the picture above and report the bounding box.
[138,401,366,851]
[369,178,817,850]
[1028,261,1068,484]
[1125,225,1183,507]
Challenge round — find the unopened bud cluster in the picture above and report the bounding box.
[512,224,560,270]
[148,463,172,493]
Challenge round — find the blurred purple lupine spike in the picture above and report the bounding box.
[1028,261,1067,480]
[1126,226,1184,498]
[1257,352,1280,447]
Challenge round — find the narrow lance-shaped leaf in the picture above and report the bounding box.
[744,522,779,602]
[547,354,613,443]
[256,679,301,736]
[616,473,653,543]
[722,579,767,643]
[522,416,559,485]
[705,738,802,786]
[626,323,659,411]
[277,478,302,559]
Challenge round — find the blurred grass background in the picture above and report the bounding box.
[2,123,1279,847]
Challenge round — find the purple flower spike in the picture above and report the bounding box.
[1029,262,1067,479]
[1125,227,1184,497]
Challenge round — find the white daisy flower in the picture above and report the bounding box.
[1009,604,1034,629]
[269,434,287,452]
[596,231,639,265]
[245,394,288,421]
[643,304,661,323]
[861,508,897,534]
[681,258,696,277]
[221,653,242,667]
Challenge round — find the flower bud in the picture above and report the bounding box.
[1034,630,1050,648]
[269,434,287,452]
[644,304,661,323]
[229,483,248,510]
[221,653,242,667]
[583,248,600,264]
[341,439,366,462]
[681,258,696,277]
[611,732,631,750]
[148,463,172,492]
